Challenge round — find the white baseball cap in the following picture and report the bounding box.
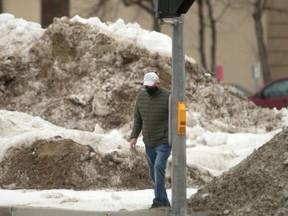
[143,72,159,86]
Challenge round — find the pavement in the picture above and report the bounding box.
[0,205,209,216]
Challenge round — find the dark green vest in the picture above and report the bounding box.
[131,87,170,148]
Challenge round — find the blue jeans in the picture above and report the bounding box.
[145,143,171,206]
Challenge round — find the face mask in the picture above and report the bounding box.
[145,86,159,96]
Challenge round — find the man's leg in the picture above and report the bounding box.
[153,143,171,206]
[145,145,157,185]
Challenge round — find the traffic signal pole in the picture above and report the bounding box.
[154,1,195,215]
[164,16,187,216]
[171,16,187,216]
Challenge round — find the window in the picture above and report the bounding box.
[41,0,69,28]
[263,79,288,98]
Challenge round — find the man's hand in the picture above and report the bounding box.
[130,138,137,151]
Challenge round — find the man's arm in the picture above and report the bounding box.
[130,102,142,151]
[129,138,137,151]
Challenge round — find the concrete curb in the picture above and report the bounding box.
[0,205,209,216]
[0,206,11,216]
[0,206,167,216]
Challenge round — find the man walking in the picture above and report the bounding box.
[130,72,171,209]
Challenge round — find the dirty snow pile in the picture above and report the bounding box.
[188,127,288,216]
[0,13,288,215]
[0,13,282,133]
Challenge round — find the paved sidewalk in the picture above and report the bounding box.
[0,205,209,216]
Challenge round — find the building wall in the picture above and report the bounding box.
[267,0,288,80]
[3,0,40,23]
[182,4,259,91]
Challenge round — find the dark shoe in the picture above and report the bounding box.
[150,202,171,209]
[150,202,163,209]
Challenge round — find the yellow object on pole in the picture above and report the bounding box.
[177,101,186,135]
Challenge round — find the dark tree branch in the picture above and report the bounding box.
[123,0,154,14]
[197,0,207,69]
[252,0,271,84]
[121,0,160,31]
[86,0,111,18]
[206,0,217,73]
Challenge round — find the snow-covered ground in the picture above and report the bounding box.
[0,108,287,211]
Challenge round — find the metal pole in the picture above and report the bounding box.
[171,16,187,216]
